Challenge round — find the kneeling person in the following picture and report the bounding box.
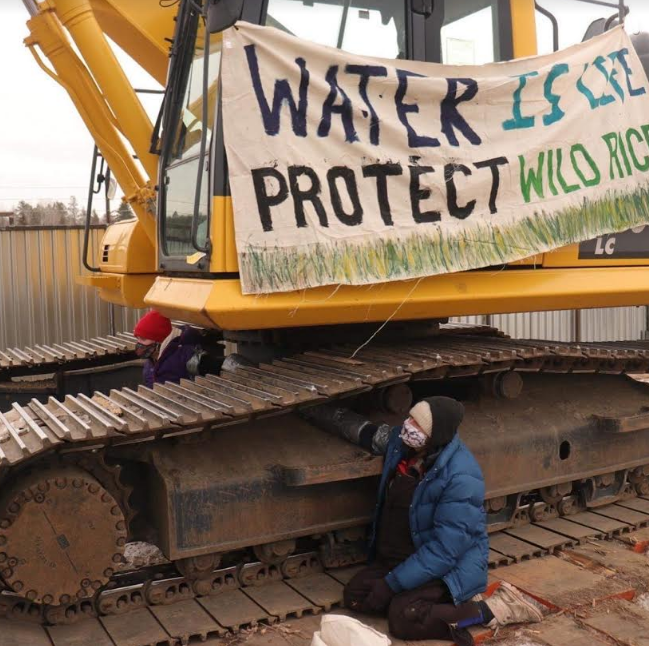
[305,397,542,643]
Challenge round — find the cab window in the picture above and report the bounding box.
[161,13,221,259]
[265,0,407,60]
[442,1,496,64]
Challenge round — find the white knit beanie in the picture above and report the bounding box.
[408,401,433,437]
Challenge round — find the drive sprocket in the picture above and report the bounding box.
[0,467,126,605]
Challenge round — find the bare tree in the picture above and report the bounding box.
[68,196,81,224]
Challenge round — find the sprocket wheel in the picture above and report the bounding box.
[68,453,136,529]
[0,467,126,605]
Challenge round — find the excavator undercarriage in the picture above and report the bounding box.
[2,325,649,629]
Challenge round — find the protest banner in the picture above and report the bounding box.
[221,23,649,294]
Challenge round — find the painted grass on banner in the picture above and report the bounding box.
[240,187,649,293]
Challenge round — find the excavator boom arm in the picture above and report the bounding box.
[23,0,173,85]
[21,0,178,254]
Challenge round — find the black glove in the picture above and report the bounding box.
[362,578,395,614]
[186,345,226,377]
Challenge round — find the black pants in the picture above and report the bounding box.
[343,562,484,644]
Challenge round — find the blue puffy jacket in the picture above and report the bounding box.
[372,428,489,605]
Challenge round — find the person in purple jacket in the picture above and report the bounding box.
[133,310,203,388]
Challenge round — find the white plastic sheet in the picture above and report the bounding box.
[310,614,392,646]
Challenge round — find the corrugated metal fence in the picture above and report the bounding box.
[0,226,142,348]
[0,226,645,347]
[454,307,648,342]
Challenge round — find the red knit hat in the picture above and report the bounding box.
[134,310,172,343]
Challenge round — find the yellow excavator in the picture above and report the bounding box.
[5,0,649,632]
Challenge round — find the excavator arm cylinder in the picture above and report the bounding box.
[47,0,159,183]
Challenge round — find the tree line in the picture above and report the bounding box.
[11,197,134,227]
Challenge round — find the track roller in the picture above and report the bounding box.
[175,553,223,579]
[484,372,524,399]
[540,483,572,505]
[253,539,296,565]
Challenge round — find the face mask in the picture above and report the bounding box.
[136,342,158,359]
[400,419,428,449]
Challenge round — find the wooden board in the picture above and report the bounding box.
[566,510,631,535]
[618,525,649,550]
[492,555,632,610]
[532,613,610,646]
[0,619,51,646]
[504,524,575,550]
[565,539,649,578]
[100,608,171,646]
[244,581,319,621]
[593,505,649,527]
[583,599,649,644]
[534,516,604,541]
[150,599,226,642]
[286,574,344,612]
[489,532,543,561]
[198,589,271,631]
[47,619,114,646]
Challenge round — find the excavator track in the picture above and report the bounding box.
[1,325,648,480]
[2,497,649,644]
[0,333,137,382]
[3,326,649,642]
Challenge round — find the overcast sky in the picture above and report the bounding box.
[0,4,162,213]
[2,1,649,213]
